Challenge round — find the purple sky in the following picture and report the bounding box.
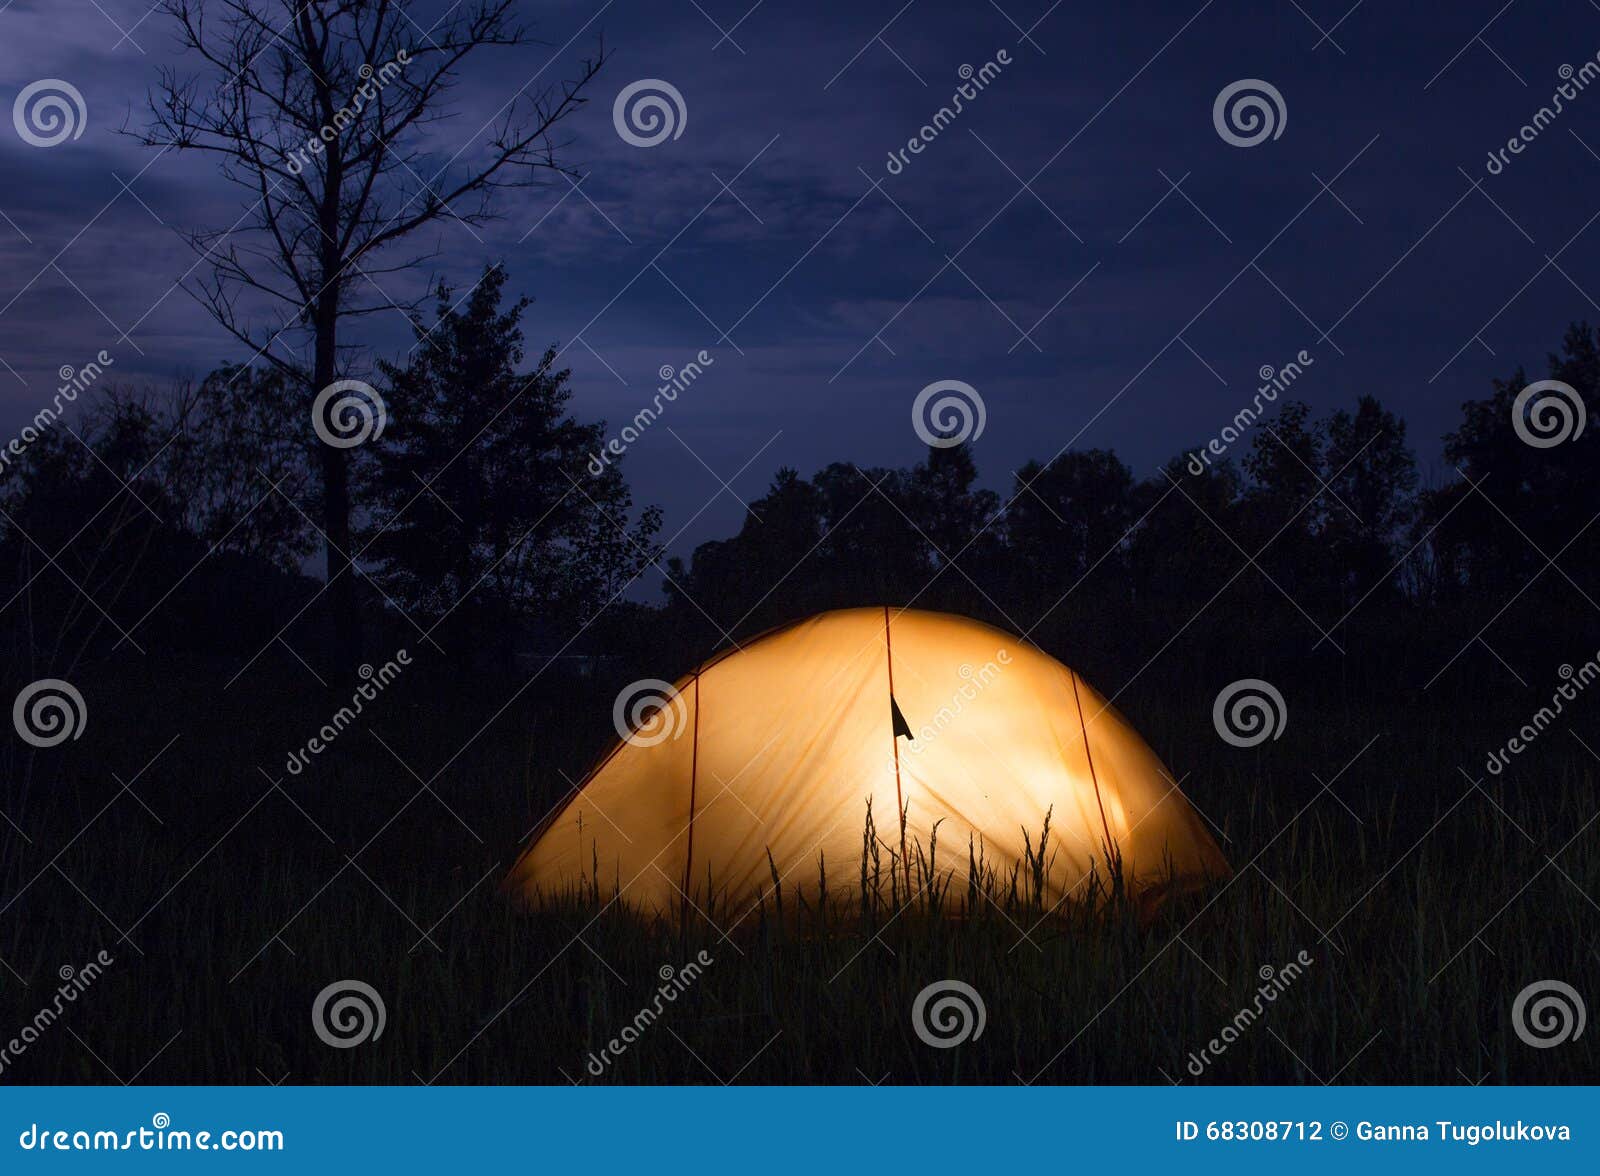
[3,0,1599,582]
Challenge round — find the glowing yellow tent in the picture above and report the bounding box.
[506,607,1227,916]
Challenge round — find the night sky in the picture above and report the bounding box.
[4,0,1598,575]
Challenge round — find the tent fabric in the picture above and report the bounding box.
[506,607,1229,916]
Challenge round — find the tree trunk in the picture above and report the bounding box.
[319,438,361,671]
[314,292,362,672]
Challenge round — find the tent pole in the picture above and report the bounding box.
[681,669,701,928]
[884,606,908,888]
[1070,669,1117,886]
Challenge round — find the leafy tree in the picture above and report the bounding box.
[1,379,320,666]
[136,0,606,667]
[1428,322,1600,597]
[156,367,316,570]
[664,442,1005,645]
[1,395,167,661]
[362,268,660,657]
[664,467,826,640]
[1007,449,1135,589]
[1127,450,1244,624]
[1320,396,1417,606]
[1238,400,1328,605]
[811,462,932,605]
[904,439,1003,611]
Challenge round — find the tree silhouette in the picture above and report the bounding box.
[1008,449,1135,588]
[1429,322,1599,598]
[909,439,1001,580]
[1127,450,1244,629]
[663,467,826,640]
[1321,396,1416,608]
[1239,400,1327,605]
[133,0,605,667]
[362,267,659,662]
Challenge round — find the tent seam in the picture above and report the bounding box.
[1070,669,1117,874]
[681,668,702,917]
[884,606,907,870]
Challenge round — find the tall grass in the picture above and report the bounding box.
[0,655,1595,1084]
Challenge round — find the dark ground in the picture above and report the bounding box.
[3,611,1596,1085]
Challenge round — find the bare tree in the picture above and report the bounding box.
[132,0,605,666]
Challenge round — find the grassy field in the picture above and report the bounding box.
[1,649,1596,1085]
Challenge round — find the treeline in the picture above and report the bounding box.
[0,268,658,675]
[653,325,1600,692]
[2,268,1596,698]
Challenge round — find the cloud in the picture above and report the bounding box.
[0,0,1596,565]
